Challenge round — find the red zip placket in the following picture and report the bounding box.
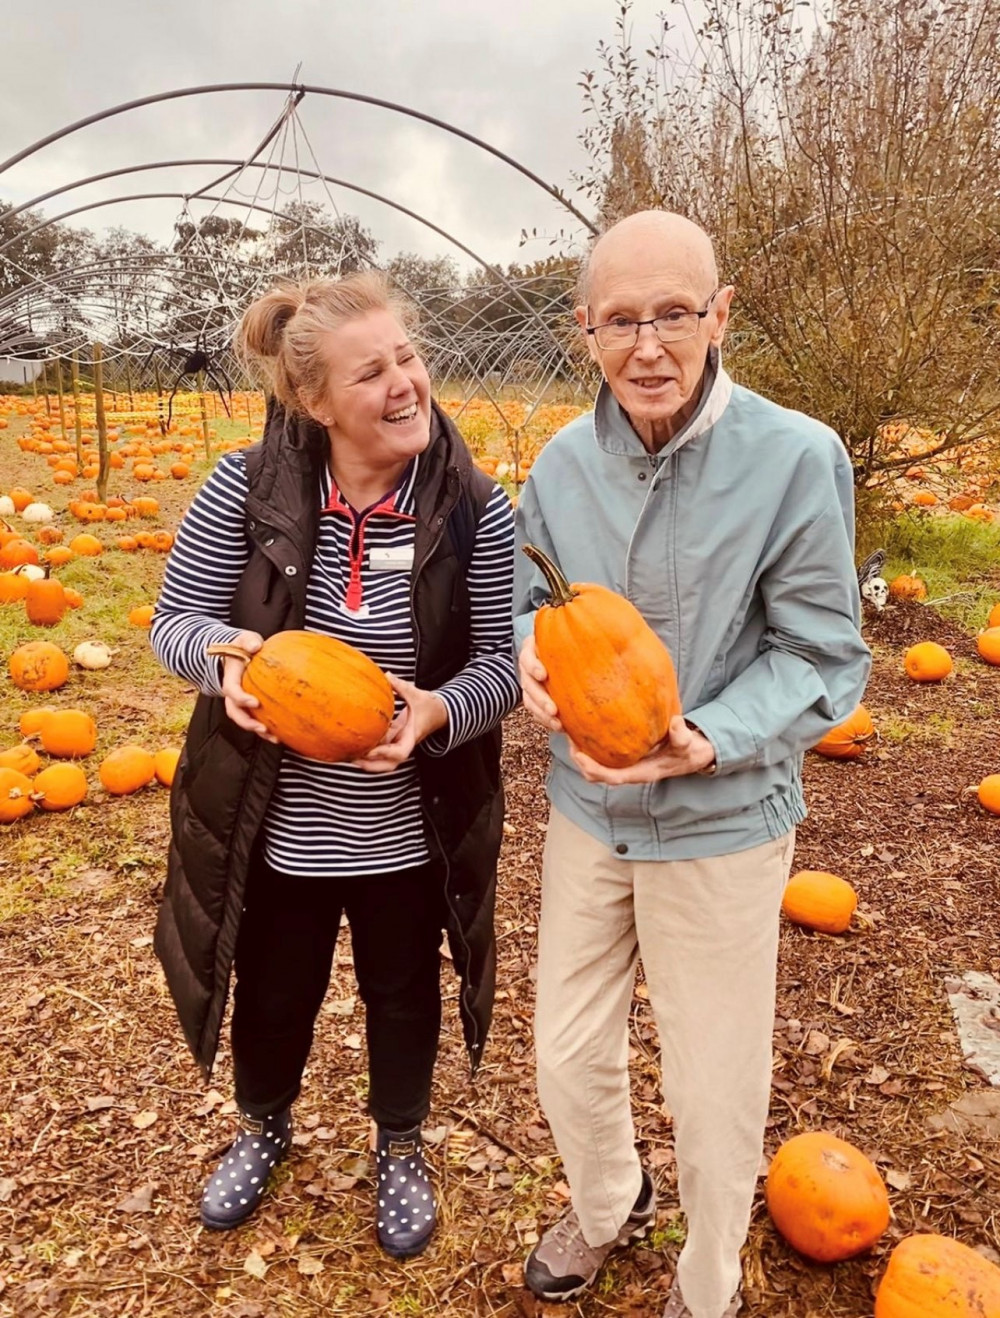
[323,477,416,614]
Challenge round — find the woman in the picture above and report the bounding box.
[150,271,520,1257]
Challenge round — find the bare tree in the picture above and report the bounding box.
[577,0,1000,485]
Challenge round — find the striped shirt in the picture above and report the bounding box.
[151,450,520,877]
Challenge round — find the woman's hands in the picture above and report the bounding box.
[218,630,280,743]
[352,673,449,774]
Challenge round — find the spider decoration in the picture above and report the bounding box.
[858,549,888,612]
[139,335,234,430]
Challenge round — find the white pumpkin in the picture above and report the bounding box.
[73,641,113,670]
[0,496,15,516]
[21,502,54,524]
[15,563,45,581]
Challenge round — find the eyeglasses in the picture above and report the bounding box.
[586,290,720,350]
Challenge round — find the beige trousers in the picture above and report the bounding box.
[535,807,795,1318]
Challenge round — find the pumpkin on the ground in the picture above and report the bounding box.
[0,767,35,823]
[812,706,875,759]
[977,775,1000,815]
[0,744,41,776]
[99,746,156,795]
[39,710,97,758]
[19,707,54,738]
[25,567,68,627]
[903,642,952,682]
[32,762,88,811]
[521,544,682,768]
[889,574,928,601]
[9,641,70,692]
[129,604,155,628]
[0,569,31,604]
[975,628,1000,666]
[874,1232,1000,1316]
[988,602,1000,630]
[207,630,395,763]
[782,870,858,934]
[154,747,181,787]
[765,1131,890,1262]
[68,533,102,556]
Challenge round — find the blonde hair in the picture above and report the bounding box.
[235,271,419,415]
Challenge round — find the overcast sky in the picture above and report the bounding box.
[1,0,671,274]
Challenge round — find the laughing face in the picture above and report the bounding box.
[313,309,432,469]
[575,228,734,450]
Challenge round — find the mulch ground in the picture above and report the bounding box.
[2,603,1000,1318]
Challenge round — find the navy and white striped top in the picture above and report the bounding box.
[150,449,520,877]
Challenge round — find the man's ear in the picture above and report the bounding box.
[575,305,601,366]
[709,285,736,348]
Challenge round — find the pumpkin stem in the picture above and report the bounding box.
[206,643,254,663]
[522,544,578,607]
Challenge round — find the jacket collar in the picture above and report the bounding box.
[593,344,734,460]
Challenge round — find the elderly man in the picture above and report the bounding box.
[514,211,870,1318]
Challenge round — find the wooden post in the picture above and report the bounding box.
[41,359,52,416]
[124,354,134,412]
[55,358,68,445]
[70,352,83,472]
[93,343,110,504]
[153,357,166,435]
[245,391,253,432]
[198,370,211,459]
[31,368,37,401]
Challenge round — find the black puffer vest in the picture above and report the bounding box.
[153,400,503,1079]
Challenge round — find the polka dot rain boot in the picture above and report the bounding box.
[374,1124,437,1258]
[200,1108,292,1230]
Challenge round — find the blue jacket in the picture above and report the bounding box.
[513,354,871,860]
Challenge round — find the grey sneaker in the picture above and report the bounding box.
[524,1170,657,1301]
[662,1279,743,1317]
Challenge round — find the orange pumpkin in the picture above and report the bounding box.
[0,537,40,569]
[68,533,102,557]
[9,641,70,692]
[782,870,858,934]
[889,574,928,601]
[8,487,33,512]
[154,747,181,786]
[19,707,55,738]
[975,628,1000,667]
[32,761,89,811]
[766,1131,890,1262]
[903,641,952,682]
[206,630,394,763]
[977,775,1000,815]
[0,744,42,776]
[63,587,84,609]
[117,536,139,552]
[522,544,682,768]
[170,462,190,479]
[0,767,35,823]
[874,1233,1000,1317]
[44,546,75,568]
[812,705,875,760]
[151,530,174,553]
[36,527,64,545]
[988,603,1000,630]
[39,710,97,758]
[0,568,31,604]
[99,746,156,795]
[25,567,68,627]
[128,604,155,628]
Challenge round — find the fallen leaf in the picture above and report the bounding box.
[325,996,356,1015]
[243,1248,268,1279]
[129,935,153,948]
[866,1065,891,1086]
[803,1031,830,1056]
[85,1095,116,1112]
[501,1261,524,1286]
[132,1110,158,1130]
[117,1184,155,1214]
[344,1033,363,1050]
[340,1155,369,1179]
[193,1089,225,1117]
[0,1178,15,1202]
[297,1255,324,1276]
[886,1168,911,1191]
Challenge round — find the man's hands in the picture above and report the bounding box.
[569,715,715,784]
[352,673,448,774]
[519,636,716,783]
[219,630,279,742]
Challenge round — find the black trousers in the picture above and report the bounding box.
[231,856,446,1128]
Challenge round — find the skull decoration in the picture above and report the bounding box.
[857,549,888,612]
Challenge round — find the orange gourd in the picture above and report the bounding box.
[63,587,84,609]
[522,545,681,768]
[0,537,40,569]
[874,1233,1000,1317]
[0,568,31,604]
[765,1131,890,1262]
[782,870,858,934]
[207,630,394,763]
[812,705,875,760]
[36,527,64,545]
[903,641,952,682]
[39,710,97,758]
[117,536,139,552]
[977,775,1000,815]
[31,763,88,811]
[975,627,1000,666]
[19,707,54,738]
[8,487,33,512]
[99,746,156,795]
[0,744,42,776]
[889,575,928,601]
[25,567,68,627]
[911,490,937,507]
[988,603,1000,630]
[128,604,155,628]
[9,641,70,692]
[44,547,75,568]
[0,767,35,822]
[154,747,181,786]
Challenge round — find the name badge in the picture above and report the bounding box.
[369,546,414,572]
